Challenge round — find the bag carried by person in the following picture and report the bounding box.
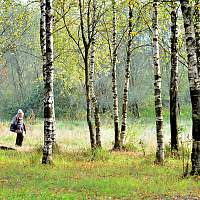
[10,123,17,132]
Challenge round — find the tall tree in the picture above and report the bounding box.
[40,0,46,76]
[153,0,164,163]
[170,0,179,152]
[112,0,120,150]
[194,0,200,73]
[40,0,55,144]
[180,0,200,175]
[60,0,102,149]
[78,0,96,149]
[90,0,101,147]
[120,2,133,147]
[42,0,55,164]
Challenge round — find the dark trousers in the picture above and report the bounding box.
[15,132,24,146]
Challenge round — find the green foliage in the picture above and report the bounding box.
[0,78,86,120]
[0,0,193,122]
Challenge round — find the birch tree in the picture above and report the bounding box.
[194,0,200,72]
[90,0,101,147]
[170,0,179,153]
[180,0,200,175]
[59,0,102,149]
[112,0,120,150]
[78,0,96,149]
[153,0,164,163]
[42,0,55,164]
[40,0,46,76]
[120,2,133,147]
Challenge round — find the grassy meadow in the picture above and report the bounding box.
[0,106,199,199]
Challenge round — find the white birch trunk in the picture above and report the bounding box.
[170,0,179,152]
[90,0,101,147]
[180,0,200,175]
[42,0,55,164]
[153,0,164,163]
[112,0,120,150]
[120,3,133,147]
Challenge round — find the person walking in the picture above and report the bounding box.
[10,109,26,146]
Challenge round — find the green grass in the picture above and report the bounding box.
[0,150,199,200]
[0,105,193,155]
[0,105,198,199]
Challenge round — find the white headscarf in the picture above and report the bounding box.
[17,109,24,114]
[11,109,24,124]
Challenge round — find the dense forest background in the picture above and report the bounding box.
[0,0,190,120]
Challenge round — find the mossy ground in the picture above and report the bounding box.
[0,149,199,200]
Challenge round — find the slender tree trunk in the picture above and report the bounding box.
[180,0,200,175]
[194,0,200,73]
[90,0,101,148]
[120,3,133,147]
[170,0,179,152]
[85,53,96,149]
[112,0,120,150]
[42,0,55,164]
[40,0,56,148]
[152,0,164,163]
[40,0,46,79]
[78,0,95,149]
